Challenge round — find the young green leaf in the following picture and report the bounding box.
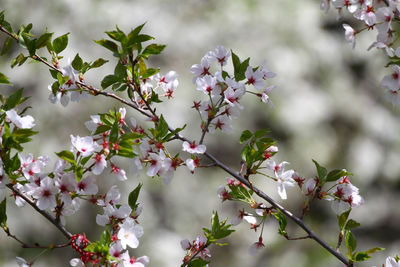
[187,258,210,267]
[128,183,142,210]
[5,88,23,110]
[345,230,357,254]
[326,169,353,182]
[95,39,119,54]
[0,199,7,229]
[35,32,53,49]
[1,36,13,55]
[345,219,361,230]
[312,159,327,181]
[72,53,83,71]
[90,58,108,69]
[240,130,252,144]
[338,209,351,230]
[0,72,11,85]
[55,150,76,164]
[52,33,69,54]
[141,44,166,58]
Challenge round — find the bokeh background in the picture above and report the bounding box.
[0,0,399,266]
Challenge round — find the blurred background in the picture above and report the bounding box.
[0,0,399,266]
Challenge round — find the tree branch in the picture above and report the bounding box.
[6,184,72,240]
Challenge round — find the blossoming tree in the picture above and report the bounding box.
[0,1,399,266]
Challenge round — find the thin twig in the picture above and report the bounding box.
[6,184,72,240]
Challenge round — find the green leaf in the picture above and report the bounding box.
[94,124,111,135]
[345,219,360,230]
[109,121,119,143]
[80,155,92,166]
[22,33,36,56]
[1,36,13,55]
[254,129,268,139]
[0,72,11,85]
[352,252,371,262]
[13,128,37,144]
[55,150,76,164]
[35,32,53,49]
[95,39,119,54]
[5,88,23,110]
[72,53,83,71]
[338,209,351,230]
[101,75,119,89]
[345,230,357,254]
[90,58,108,69]
[312,159,327,181]
[187,258,209,267]
[0,199,7,228]
[273,210,287,236]
[326,169,353,182]
[240,130,252,144]
[75,166,83,181]
[141,44,166,58]
[105,27,126,42]
[157,115,169,139]
[128,183,142,210]
[51,81,60,96]
[142,68,160,79]
[52,33,69,54]
[365,247,385,254]
[231,51,250,81]
[10,53,27,68]
[100,229,111,245]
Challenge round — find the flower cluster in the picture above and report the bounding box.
[190,45,276,134]
[321,0,400,105]
[181,234,211,264]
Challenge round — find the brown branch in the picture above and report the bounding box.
[6,184,72,240]
[2,227,69,249]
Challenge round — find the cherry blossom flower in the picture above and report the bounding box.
[303,178,317,195]
[96,203,132,226]
[70,135,100,157]
[121,252,150,267]
[55,173,76,204]
[245,66,265,90]
[31,176,58,210]
[97,185,121,206]
[181,238,191,250]
[146,152,164,177]
[217,185,231,201]
[111,163,127,181]
[259,60,276,79]
[6,109,35,129]
[261,85,275,106]
[196,75,218,96]
[381,65,400,91]
[182,141,206,154]
[249,237,265,255]
[385,256,400,267]
[267,161,296,200]
[109,241,124,260]
[16,257,31,267]
[211,115,233,133]
[210,45,231,66]
[85,115,102,133]
[117,217,144,249]
[186,157,200,172]
[76,176,98,195]
[343,24,357,49]
[69,258,84,267]
[92,154,107,175]
[190,56,211,80]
